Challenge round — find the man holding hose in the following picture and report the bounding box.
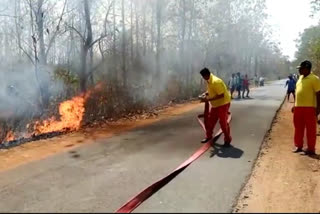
[199,68,232,147]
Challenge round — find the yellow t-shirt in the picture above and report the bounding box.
[295,73,320,107]
[207,74,231,108]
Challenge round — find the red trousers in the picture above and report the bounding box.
[206,103,232,142]
[293,107,317,152]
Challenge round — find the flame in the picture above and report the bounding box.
[0,83,104,142]
[33,83,103,135]
[5,131,15,142]
[33,95,86,134]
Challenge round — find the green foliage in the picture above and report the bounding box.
[311,0,320,17]
[52,67,79,86]
[295,26,320,76]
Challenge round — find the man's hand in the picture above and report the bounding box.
[200,97,209,103]
[199,92,209,103]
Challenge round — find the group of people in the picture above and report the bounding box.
[228,73,251,99]
[198,60,320,156]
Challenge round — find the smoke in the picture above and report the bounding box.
[0,64,64,120]
[0,0,292,142]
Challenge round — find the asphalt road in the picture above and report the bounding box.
[0,81,286,213]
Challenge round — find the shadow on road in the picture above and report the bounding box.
[209,144,244,159]
[306,154,320,160]
[232,97,255,102]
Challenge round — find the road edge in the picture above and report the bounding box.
[230,94,287,213]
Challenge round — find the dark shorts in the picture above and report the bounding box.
[287,90,295,94]
[243,85,249,91]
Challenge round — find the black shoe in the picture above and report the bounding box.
[201,138,212,144]
[302,150,316,156]
[293,147,303,153]
[223,142,231,148]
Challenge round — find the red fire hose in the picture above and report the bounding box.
[115,102,232,213]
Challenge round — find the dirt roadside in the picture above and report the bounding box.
[234,99,320,213]
[0,101,201,173]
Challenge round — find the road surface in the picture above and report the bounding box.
[0,81,285,213]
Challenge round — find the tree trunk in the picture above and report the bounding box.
[156,0,162,78]
[79,0,93,92]
[84,0,93,47]
[142,3,146,56]
[112,0,117,82]
[150,4,155,52]
[67,18,75,68]
[14,0,22,60]
[36,0,49,108]
[187,0,195,93]
[80,46,88,92]
[89,47,94,85]
[179,0,187,92]
[130,0,134,61]
[135,2,140,58]
[122,0,127,87]
[113,0,117,57]
[179,0,186,61]
[37,0,46,65]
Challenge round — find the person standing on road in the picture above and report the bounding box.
[236,72,242,99]
[199,68,232,147]
[293,60,320,155]
[259,76,265,87]
[242,74,250,98]
[228,73,237,99]
[254,75,259,87]
[285,75,296,102]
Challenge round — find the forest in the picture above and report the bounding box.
[0,0,290,143]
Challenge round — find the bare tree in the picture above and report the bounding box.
[135,0,140,57]
[121,0,127,87]
[155,0,162,81]
[68,0,108,92]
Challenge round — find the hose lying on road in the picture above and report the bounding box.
[115,102,232,213]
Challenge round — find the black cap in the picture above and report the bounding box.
[297,60,312,70]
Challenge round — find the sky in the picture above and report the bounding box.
[266,0,318,60]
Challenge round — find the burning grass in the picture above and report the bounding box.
[0,84,102,145]
[33,95,86,135]
[0,80,199,148]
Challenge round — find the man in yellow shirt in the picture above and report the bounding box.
[199,68,232,147]
[293,60,320,155]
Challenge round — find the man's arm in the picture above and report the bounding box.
[206,93,224,101]
[316,91,320,115]
[312,77,320,115]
